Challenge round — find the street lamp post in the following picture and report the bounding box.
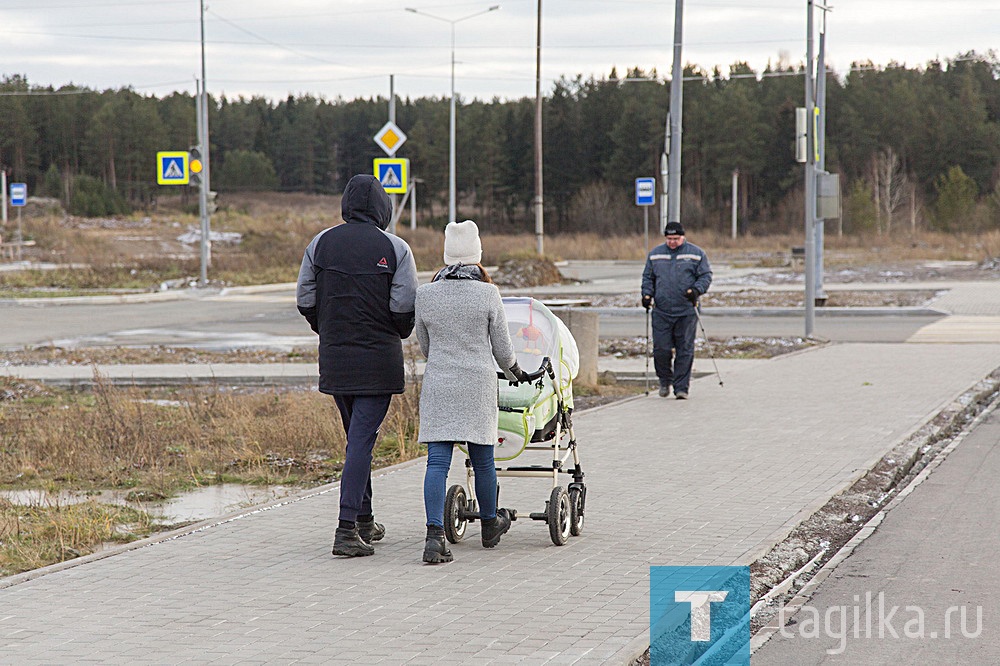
[406,5,500,225]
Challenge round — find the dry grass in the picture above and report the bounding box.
[6,193,999,294]
[0,499,155,576]
[1,374,353,493]
[0,346,317,367]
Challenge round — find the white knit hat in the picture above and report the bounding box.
[443,220,482,265]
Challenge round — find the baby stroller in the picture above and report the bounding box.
[443,297,586,546]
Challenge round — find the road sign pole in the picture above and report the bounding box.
[644,206,649,252]
[1,170,6,225]
[16,208,23,260]
[389,75,398,235]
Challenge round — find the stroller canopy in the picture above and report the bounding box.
[499,297,579,387]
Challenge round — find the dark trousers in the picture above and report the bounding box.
[651,311,697,393]
[332,394,392,523]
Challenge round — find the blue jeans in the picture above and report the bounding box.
[424,442,497,529]
[333,394,392,523]
[651,311,698,393]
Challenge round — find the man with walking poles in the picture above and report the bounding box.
[641,221,713,399]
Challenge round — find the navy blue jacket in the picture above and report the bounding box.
[641,240,713,316]
[296,175,418,395]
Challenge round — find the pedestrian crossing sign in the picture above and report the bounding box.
[374,158,408,194]
[157,151,190,185]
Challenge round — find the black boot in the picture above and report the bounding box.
[357,517,385,543]
[423,526,453,564]
[332,526,375,557]
[481,508,512,548]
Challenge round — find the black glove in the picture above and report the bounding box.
[507,361,531,384]
[641,294,652,311]
[685,288,700,305]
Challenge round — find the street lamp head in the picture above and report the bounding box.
[406,5,500,23]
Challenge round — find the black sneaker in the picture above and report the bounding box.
[422,534,453,564]
[658,385,671,397]
[675,391,688,400]
[332,526,375,557]
[357,518,385,543]
[481,508,512,548]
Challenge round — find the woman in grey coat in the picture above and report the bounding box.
[415,220,530,564]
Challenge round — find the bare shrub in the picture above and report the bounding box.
[568,181,634,235]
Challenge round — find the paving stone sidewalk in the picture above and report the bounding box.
[1,343,998,664]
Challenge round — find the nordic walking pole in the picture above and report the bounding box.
[694,306,724,387]
[644,306,651,395]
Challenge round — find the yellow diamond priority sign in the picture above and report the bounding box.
[374,121,407,157]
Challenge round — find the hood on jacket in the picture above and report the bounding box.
[341,174,392,230]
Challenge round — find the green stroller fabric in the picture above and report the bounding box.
[493,297,579,461]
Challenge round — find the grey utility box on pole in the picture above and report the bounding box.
[816,172,841,220]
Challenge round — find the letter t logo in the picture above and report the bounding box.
[675,590,729,641]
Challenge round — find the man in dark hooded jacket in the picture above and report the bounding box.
[296,174,419,557]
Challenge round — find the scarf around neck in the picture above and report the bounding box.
[433,264,483,282]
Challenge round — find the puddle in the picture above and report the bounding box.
[0,483,296,524]
[147,484,296,522]
[48,329,316,352]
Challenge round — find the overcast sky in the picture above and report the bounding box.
[1,0,996,104]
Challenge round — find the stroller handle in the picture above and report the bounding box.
[497,356,555,384]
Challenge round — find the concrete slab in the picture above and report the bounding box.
[1,343,997,663]
[906,315,1000,343]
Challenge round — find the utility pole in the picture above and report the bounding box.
[803,0,816,337]
[197,0,212,287]
[814,4,830,305]
[659,151,668,234]
[731,169,739,239]
[533,0,544,256]
[666,0,684,229]
[410,178,422,230]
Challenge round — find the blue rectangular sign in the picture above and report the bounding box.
[635,177,655,206]
[9,183,27,207]
[650,566,750,665]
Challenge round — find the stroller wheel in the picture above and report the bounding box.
[569,486,585,537]
[547,486,571,546]
[444,485,468,544]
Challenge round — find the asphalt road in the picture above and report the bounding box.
[598,309,942,343]
[0,260,951,349]
[0,293,314,350]
[0,290,940,350]
[754,403,1000,664]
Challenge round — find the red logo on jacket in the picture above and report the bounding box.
[377,257,389,268]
